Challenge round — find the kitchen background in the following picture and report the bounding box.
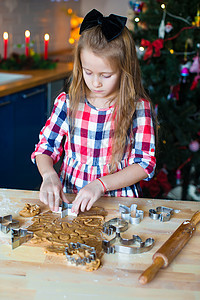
[0,0,129,57]
[0,0,131,192]
[0,0,199,201]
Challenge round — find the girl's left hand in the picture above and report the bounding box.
[71,180,104,214]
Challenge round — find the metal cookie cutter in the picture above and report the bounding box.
[0,215,19,234]
[119,204,144,224]
[56,202,77,218]
[103,218,129,235]
[149,206,174,222]
[103,232,155,254]
[65,242,96,265]
[11,228,34,249]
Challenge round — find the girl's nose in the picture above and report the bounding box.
[92,76,102,87]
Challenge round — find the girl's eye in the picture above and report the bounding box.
[102,74,111,78]
[84,70,92,75]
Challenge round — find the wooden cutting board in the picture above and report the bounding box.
[0,188,200,300]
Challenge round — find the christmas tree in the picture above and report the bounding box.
[128,0,200,200]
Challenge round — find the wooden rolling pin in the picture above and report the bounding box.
[139,210,200,285]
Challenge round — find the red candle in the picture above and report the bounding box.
[44,33,49,60]
[25,30,30,57]
[3,32,8,60]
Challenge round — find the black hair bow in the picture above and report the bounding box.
[79,9,127,42]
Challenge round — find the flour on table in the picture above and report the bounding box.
[0,194,21,216]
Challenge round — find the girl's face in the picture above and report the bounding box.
[80,48,121,102]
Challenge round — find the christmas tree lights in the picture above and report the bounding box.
[128,0,200,200]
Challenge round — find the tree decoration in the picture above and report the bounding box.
[165,22,173,33]
[62,7,83,45]
[194,7,200,27]
[189,140,200,152]
[129,0,200,200]
[158,9,166,38]
[140,167,172,198]
[129,1,144,14]
[190,55,200,73]
[167,84,180,101]
[180,66,190,83]
[190,75,200,90]
[140,38,164,60]
[176,169,181,185]
[190,54,200,89]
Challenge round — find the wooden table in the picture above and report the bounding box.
[0,189,200,300]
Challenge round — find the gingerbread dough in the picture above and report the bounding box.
[27,206,107,271]
[19,203,40,217]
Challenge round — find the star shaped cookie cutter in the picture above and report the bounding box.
[149,206,174,222]
[119,203,144,224]
[11,228,34,249]
[102,231,155,254]
[65,242,96,265]
[0,215,19,234]
[103,218,129,235]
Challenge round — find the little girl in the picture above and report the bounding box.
[31,9,156,214]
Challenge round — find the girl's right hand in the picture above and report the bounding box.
[39,172,69,212]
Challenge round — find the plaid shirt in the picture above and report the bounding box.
[31,92,156,197]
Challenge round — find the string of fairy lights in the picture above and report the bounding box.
[132,2,200,56]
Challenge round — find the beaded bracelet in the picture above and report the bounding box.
[97,178,107,194]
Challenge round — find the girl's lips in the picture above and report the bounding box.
[93,90,103,93]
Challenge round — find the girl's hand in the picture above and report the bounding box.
[39,172,69,212]
[71,180,104,214]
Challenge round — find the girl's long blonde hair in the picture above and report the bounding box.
[68,26,152,172]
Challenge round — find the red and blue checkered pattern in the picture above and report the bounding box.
[31,92,156,197]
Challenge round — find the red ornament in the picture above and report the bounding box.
[190,75,200,90]
[140,168,172,198]
[141,38,164,60]
[168,84,180,101]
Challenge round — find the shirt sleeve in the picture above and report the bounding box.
[31,92,69,164]
[128,98,156,181]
